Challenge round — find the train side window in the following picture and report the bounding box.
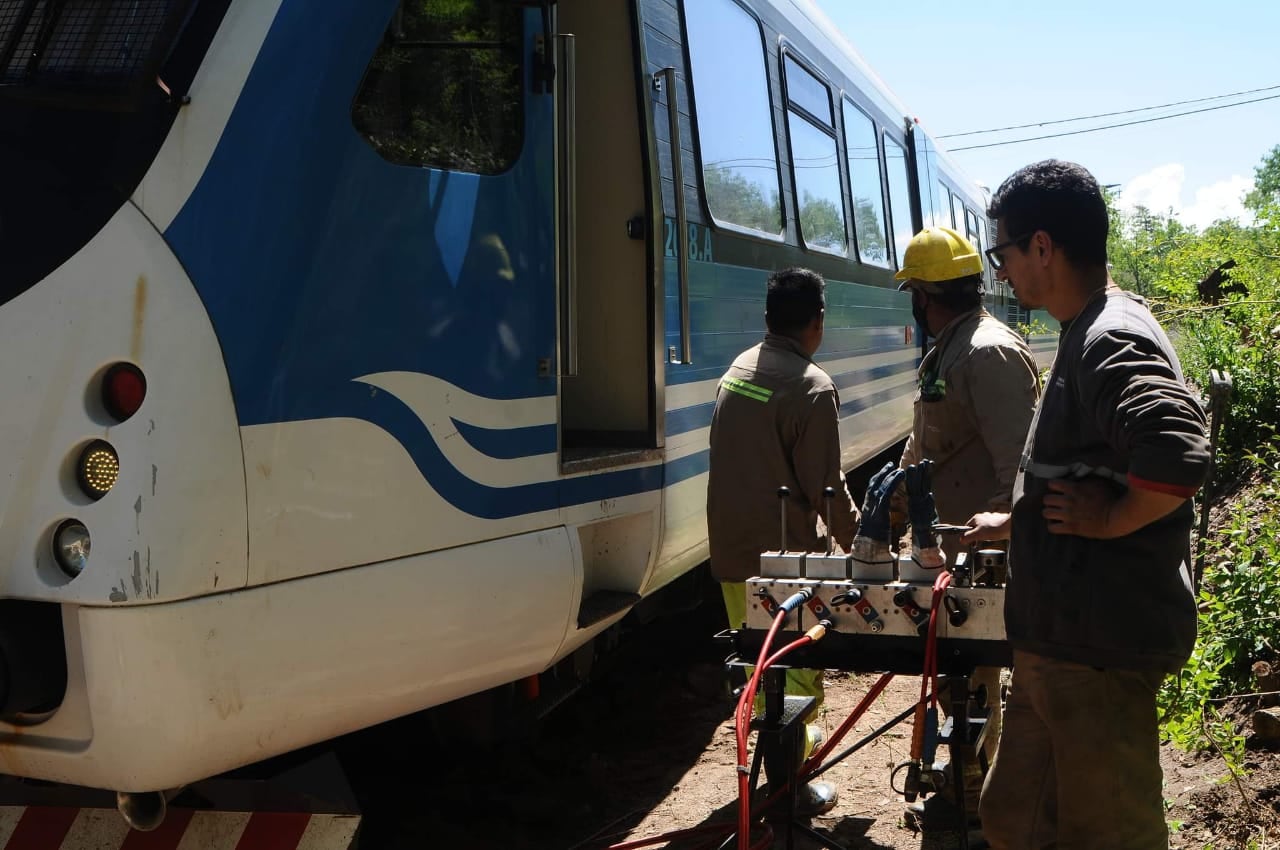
[973,216,996,294]
[784,55,833,125]
[965,208,981,247]
[352,0,523,174]
[884,136,913,269]
[685,0,782,234]
[783,56,844,253]
[938,183,953,228]
[952,193,966,237]
[842,100,889,266]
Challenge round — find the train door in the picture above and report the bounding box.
[553,1,658,471]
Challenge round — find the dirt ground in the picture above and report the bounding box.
[343,591,1280,850]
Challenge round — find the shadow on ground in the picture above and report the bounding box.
[335,578,735,850]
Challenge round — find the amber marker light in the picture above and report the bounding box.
[76,440,120,500]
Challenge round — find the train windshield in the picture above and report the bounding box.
[0,0,227,307]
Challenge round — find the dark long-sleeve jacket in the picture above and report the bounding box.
[1007,289,1210,673]
[707,334,859,582]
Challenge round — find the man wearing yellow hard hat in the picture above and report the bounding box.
[891,226,1041,839]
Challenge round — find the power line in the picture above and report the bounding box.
[948,92,1280,152]
[938,83,1280,139]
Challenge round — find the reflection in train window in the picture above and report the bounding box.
[784,56,844,253]
[352,0,523,174]
[685,0,782,234]
[938,183,954,227]
[843,100,889,267]
[884,136,914,269]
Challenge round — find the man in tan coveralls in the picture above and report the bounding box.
[892,227,1040,836]
[707,266,860,817]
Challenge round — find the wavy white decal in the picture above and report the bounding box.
[355,371,557,489]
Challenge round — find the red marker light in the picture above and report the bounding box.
[102,363,146,422]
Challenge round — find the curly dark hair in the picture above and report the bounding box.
[766,267,826,335]
[987,159,1109,268]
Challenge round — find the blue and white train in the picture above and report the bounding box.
[0,0,1053,797]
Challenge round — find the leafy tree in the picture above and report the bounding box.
[798,192,845,251]
[1107,202,1192,297]
[703,164,781,233]
[1244,144,1280,213]
[1121,147,1280,764]
[353,0,522,174]
[1106,145,1280,466]
[852,197,888,264]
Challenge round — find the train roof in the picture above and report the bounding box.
[780,0,989,201]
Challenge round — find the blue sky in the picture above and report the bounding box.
[810,0,1280,230]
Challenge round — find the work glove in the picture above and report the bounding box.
[905,461,945,570]
[852,462,905,569]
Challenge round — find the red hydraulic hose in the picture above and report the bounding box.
[800,671,894,777]
[732,608,788,850]
[736,625,814,850]
[608,620,902,850]
[909,571,952,767]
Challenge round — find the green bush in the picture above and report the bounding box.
[1159,455,1280,765]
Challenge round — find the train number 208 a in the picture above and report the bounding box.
[663,218,714,264]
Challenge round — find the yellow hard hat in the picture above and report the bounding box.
[894,226,983,290]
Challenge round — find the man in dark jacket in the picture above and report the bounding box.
[708,266,859,816]
[963,160,1210,849]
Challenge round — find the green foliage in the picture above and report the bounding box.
[1108,164,1280,468]
[1107,202,1193,298]
[1244,144,1280,213]
[1158,476,1280,769]
[852,197,888,264]
[1109,146,1280,764]
[352,0,522,174]
[798,191,845,252]
[1015,317,1053,337]
[703,164,782,233]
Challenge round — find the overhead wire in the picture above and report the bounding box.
[947,92,1280,152]
[938,82,1280,139]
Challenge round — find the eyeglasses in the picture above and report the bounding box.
[985,232,1035,270]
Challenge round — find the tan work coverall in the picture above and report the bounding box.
[896,308,1040,544]
[895,307,1040,803]
[707,333,859,583]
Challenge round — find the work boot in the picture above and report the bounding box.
[803,724,825,761]
[796,780,839,818]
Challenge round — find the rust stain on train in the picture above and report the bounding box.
[0,727,29,776]
[131,275,148,361]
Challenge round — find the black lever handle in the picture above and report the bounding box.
[823,486,835,555]
[777,486,790,552]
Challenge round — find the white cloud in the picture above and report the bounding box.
[1117,164,1254,230]
[1184,176,1254,230]
[1119,164,1186,217]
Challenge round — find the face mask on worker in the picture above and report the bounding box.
[911,293,930,334]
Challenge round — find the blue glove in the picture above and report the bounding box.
[905,461,945,568]
[905,461,940,551]
[858,462,906,544]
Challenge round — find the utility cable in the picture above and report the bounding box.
[938,82,1280,139]
[948,92,1280,152]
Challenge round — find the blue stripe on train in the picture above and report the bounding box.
[452,420,558,459]
[329,382,662,517]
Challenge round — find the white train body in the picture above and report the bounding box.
[0,0,1049,793]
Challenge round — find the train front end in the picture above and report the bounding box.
[0,0,260,792]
